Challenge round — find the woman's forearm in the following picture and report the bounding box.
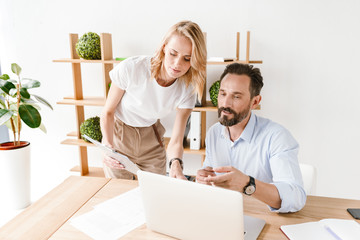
[167,137,184,160]
[100,110,115,147]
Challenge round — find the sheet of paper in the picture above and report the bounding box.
[70,187,145,240]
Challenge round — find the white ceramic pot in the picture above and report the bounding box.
[0,142,31,210]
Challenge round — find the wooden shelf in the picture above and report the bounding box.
[61,138,94,147]
[53,58,122,64]
[184,148,205,155]
[207,60,262,65]
[57,98,260,110]
[194,101,217,112]
[62,136,206,156]
[66,131,77,137]
[164,138,205,156]
[57,96,106,106]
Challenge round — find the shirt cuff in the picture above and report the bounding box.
[269,182,306,213]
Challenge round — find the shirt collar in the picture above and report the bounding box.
[241,112,256,143]
[220,112,256,143]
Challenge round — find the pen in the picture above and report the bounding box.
[323,224,341,240]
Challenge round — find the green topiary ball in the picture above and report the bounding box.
[75,32,101,60]
[209,80,220,107]
[80,116,102,142]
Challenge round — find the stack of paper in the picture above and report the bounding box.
[70,187,145,240]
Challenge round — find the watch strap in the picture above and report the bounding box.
[169,158,184,170]
[243,176,256,195]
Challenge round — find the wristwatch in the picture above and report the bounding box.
[243,176,256,195]
[169,158,184,170]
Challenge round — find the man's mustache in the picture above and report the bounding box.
[218,107,237,115]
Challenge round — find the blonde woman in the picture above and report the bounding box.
[100,21,207,179]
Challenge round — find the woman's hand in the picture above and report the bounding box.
[103,154,125,169]
[169,160,187,180]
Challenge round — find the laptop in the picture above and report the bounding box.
[137,170,265,240]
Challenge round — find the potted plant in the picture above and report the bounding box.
[0,63,52,209]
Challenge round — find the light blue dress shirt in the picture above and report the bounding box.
[203,113,306,213]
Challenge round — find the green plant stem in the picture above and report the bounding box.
[16,84,21,145]
[6,96,17,144]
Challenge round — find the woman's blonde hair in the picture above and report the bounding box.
[151,21,207,101]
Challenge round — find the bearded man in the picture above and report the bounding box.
[196,63,306,213]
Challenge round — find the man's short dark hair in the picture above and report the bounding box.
[219,63,264,98]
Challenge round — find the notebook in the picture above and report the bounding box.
[137,170,265,240]
[280,218,360,240]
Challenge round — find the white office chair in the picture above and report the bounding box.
[299,163,316,195]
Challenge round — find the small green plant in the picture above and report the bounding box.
[0,63,53,145]
[75,32,101,60]
[209,80,220,107]
[80,116,102,142]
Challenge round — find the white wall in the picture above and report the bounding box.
[1,0,360,200]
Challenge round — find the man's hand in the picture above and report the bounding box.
[196,167,216,185]
[103,155,125,169]
[169,160,187,180]
[204,166,249,192]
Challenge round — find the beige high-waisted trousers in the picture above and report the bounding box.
[103,118,166,179]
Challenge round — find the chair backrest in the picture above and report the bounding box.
[299,163,316,195]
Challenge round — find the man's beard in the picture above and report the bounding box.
[218,105,250,127]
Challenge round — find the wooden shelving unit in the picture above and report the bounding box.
[54,33,121,176]
[54,31,262,176]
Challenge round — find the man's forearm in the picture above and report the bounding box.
[252,180,282,209]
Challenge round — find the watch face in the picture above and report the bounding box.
[245,185,256,195]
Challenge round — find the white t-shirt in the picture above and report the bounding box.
[110,56,196,127]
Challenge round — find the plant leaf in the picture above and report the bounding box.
[21,78,41,89]
[0,109,13,125]
[19,104,41,128]
[11,63,22,76]
[39,122,47,133]
[0,99,6,109]
[21,101,41,110]
[0,74,10,80]
[9,88,17,97]
[21,98,36,104]
[20,87,31,99]
[0,79,16,95]
[33,94,53,110]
